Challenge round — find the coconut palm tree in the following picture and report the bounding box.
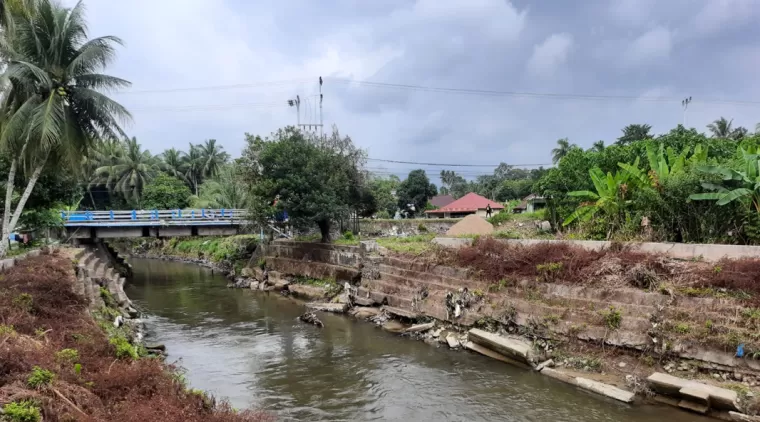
[160,147,187,181]
[707,117,735,139]
[92,137,159,206]
[182,143,204,195]
[190,163,249,209]
[616,124,652,145]
[198,139,230,178]
[591,140,605,152]
[551,138,574,164]
[0,0,131,258]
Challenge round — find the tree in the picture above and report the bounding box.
[690,145,760,212]
[190,163,249,209]
[439,169,469,198]
[0,0,131,257]
[396,169,436,217]
[198,139,229,179]
[617,124,652,145]
[707,117,734,139]
[141,174,191,210]
[182,143,204,195]
[160,148,187,181]
[368,175,400,217]
[241,127,366,242]
[92,138,159,206]
[551,138,575,164]
[591,140,605,152]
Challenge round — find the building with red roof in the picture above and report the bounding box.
[425,192,504,218]
[429,195,455,208]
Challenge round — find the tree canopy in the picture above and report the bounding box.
[141,174,192,210]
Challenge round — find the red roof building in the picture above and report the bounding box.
[425,192,504,218]
[429,195,455,208]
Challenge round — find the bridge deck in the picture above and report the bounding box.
[61,209,248,227]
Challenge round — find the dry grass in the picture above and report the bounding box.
[0,250,273,422]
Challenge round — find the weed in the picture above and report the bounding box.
[55,348,79,363]
[568,323,587,336]
[27,366,54,388]
[74,363,82,375]
[0,324,17,337]
[110,336,138,360]
[674,323,691,334]
[525,287,544,302]
[13,293,33,312]
[713,265,723,274]
[726,383,752,399]
[417,224,428,232]
[343,231,355,241]
[536,262,563,282]
[493,230,520,239]
[472,289,484,298]
[100,287,117,308]
[705,320,714,330]
[256,257,266,269]
[599,306,622,330]
[640,355,655,367]
[33,328,46,339]
[543,314,560,325]
[2,400,41,422]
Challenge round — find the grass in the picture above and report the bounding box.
[2,400,41,422]
[162,235,259,262]
[599,306,622,330]
[27,366,54,388]
[377,233,436,254]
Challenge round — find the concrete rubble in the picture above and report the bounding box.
[467,328,534,366]
[305,302,348,313]
[647,372,739,411]
[404,322,435,333]
[574,378,635,404]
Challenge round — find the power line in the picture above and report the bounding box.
[113,78,313,95]
[367,158,551,167]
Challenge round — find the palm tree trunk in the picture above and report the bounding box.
[87,188,97,210]
[0,154,49,258]
[0,158,18,258]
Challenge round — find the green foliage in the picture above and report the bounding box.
[99,287,117,308]
[141,173,192,210]
[536,262,562,282]
[487,211,511,226]
[27,366,54,388]
[674,323,691,334]
[705,320,714,330]
[493,230,520,239]
[189,163,248,209]
[110,335,138,360]
[13,293,33,312]
[241,127,367,242]
[0,324,16,337]
[599,306,622,330]
[396,169,437,217]
[55,348,79,363]
[2,400,41,422]
[368,175,400,217]
[376,233,436,254]
[74,363,82,375]
[166,235,258,262]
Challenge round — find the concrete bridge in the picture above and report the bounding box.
[62,209,248,239]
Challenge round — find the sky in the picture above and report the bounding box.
[66,0,760,180]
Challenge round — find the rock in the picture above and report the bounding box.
[126,307,140,318]
[249,281,260,290]
[305,302,348,313]
[382,320,405,333]
[227,278,250,289]
[618,362,627,369]
[537,221,551,232]
[288,284,326,300]
[713,373,722,379]
[535,359,554,372]
[735,372,744,381]
[145,343,166,352]
[298,312,323,328]
[431,328,444,338]
[351,307,381,319]
[729,411,760,421]
[446,334,460,349]
[405,322,435,333]
[574,377,635,403]
[113,315,123,328]
[468,328,534,365]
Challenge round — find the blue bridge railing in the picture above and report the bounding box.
[60,209,247,226]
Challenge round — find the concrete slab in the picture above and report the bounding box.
[382,305,419,320]
[647,372,739,411]
[708,385,739,411]
[541,367,575,383]
[404,322,435,333]
[353,296,376,306]
[305,302,348,313]
[679,385,710,405]
[351,307,381,319]
[464,341,532,370]
[678,400,709,414]
[574,377,635,404]
[647,372,689,396]
[446,333,460,348]
[729,411,760,421]
[288,284,326,300]
[468,328,533,365]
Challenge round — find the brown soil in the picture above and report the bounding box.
[0,250,273,422]
[445,215,494,236]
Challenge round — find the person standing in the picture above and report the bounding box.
[486,204,492,218]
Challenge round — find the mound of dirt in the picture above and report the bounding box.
[446,214,494,236]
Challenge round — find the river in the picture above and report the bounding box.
[125,258,708,422]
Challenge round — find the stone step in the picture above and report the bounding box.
[378,264,482,290]
[647,372,739,411]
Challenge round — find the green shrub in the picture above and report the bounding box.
[493,230,519,239]
[417,223,428,232]
[27,367,54,388]
[536,262,563,282]
[2,400,41,422]
[487,211,511,226]
[599,306,622,330]
[256,257,266,269]
[342,231,355,241]
[100,287,117,308]
[674,323,691,334]
[13,293,33,312]
[110,336,138,360]
[0,324,17,337]
[55,348,79,363]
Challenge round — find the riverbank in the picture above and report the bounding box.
[0,249,271,421]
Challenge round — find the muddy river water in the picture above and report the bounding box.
[126,258,709,422]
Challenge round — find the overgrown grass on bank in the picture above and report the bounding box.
[377,233,436,254]
[127,235,259,264]
[0,251,271,421]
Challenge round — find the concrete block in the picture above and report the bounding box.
[647,372,689,396]
[305,302,348,313]
[353,296,376,306]
[707,385,739,411]
[678,400,709,414]
[729,411,760,421]
[647,372,739,411]
[468,328,533,365]
[574,377,635,404]
[351,307,381,319]
[96,227,143,238]
[679,385,710,405]
[541,367,574,383]
[446,333,460,348]
[404,322,435,333]
[464,341,532,370]
[288,284,326,300]
[382,305,419,320]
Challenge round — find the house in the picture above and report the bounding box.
[425,192,504,218]
[512,194,546,214]
[429,195,455,209]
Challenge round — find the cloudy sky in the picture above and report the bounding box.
[67,0,760,179]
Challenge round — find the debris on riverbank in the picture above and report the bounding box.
[0,250,272,421]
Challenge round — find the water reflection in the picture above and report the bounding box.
[127,258,707,422]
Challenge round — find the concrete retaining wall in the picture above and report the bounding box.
[432,237,760,262]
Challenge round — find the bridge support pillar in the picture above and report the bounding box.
[198,226,238,236]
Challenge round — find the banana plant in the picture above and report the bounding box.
[689,146,760,212]
[619,143,706,189]
[563,158,640,230]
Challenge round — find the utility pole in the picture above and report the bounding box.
[319,76,323,139]
[289,78,324,137]
[288,95,301,126]
[682,96,692,128]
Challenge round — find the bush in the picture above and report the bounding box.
[141,174,192,210]
[55,348,79,363]
[600,306,622,330]
[487,211,511,226]
[110,336,138,360]
[27,366,54,388]
[2,400,41,422]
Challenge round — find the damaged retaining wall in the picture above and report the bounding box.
[258,239,760,419]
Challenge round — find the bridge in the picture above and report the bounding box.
[62,209,249,239]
